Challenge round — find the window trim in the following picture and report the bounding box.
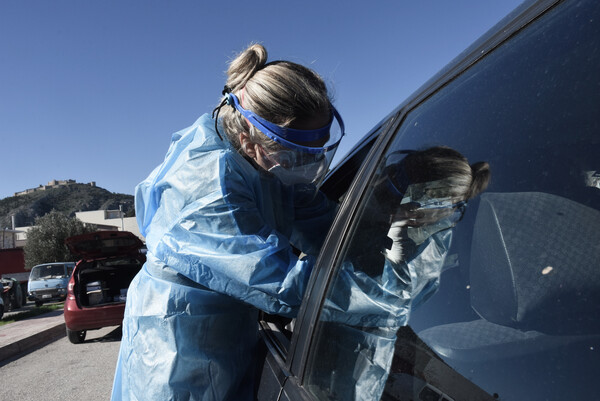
[288,112,403,379]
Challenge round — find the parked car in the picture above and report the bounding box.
[1,277,25,311]
[0,293,4,319]
[63,230,145,344]
[255,0,600,400]
[27,262,75,307]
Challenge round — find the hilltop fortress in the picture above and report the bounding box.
[14,179,96,197]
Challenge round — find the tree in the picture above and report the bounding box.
[24,211,96,269]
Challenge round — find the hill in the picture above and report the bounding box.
[0,184,134,228]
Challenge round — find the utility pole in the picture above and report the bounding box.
[119,204,124,231]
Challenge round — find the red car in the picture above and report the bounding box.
[64,231,145,344]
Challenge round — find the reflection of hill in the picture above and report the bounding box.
[0,184,134,227]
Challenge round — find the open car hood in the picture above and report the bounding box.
[65,231,144,259]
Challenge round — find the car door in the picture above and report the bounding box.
[257,0,600,399]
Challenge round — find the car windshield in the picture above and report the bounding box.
[30,265,67,279]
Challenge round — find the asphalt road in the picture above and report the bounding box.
[0,325,122,400]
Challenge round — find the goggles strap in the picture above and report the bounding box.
[225,93,342,153]
[240,88,253,131]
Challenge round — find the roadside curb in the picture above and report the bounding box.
[0,310,66,363]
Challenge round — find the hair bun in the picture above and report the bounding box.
[226,44,268,93]
[468,161,491,199]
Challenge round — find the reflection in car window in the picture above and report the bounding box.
[304,0,600,399]
[304,146,490,400]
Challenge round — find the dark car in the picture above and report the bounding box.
[1,277,25,311]
[255,0,600,400]
[63,231,145,344]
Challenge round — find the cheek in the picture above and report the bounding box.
[254,148,277,171]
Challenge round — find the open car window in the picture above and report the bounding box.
[320,125,385,203]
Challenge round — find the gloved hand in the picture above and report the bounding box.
[383,220,416,264]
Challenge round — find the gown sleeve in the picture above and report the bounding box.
[290,186,339,256]
[320,228,452,328]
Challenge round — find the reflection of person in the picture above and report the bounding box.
[111,44,343,401]
[381,146,490,269]
[315,146,490,401]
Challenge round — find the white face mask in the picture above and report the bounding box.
[268,159,328,186]
[406,216,457,245]
[406,226,433,245]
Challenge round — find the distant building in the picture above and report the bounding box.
[13,227,30,248]
[14,179,97,196]
[0,228,21,249]
[75,210,143,240]
[12,210,143,248]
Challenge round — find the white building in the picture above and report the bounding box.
[13,210,144,247]
[75,210,143,241]
[14,227,30,248]
[1,229,21,249]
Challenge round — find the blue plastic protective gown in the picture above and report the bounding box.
[111,114,337,401]
[322,227,452,327]
[315,227,452,401]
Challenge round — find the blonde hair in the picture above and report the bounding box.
[402,146,491,201]
[218,44,332,152]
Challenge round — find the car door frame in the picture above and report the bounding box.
[256,0,563,399]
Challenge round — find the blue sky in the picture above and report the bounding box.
[1,1,522,199]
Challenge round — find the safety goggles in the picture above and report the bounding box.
[261,148,327,169]
[400,179,459,204]
[225,93,345,154]
[375,151,468,226]
[395,197,466,227]
[402,179,467,219]
[255,145,328,186]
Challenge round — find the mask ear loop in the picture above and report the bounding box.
[211,85,231,141]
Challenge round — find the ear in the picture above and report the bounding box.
[239,132,258,158]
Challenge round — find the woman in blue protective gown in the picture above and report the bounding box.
[110,44,343,400]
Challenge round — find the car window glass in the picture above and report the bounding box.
[304,134,482,401]
[29,267,40,280]
[303,0,600,400]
